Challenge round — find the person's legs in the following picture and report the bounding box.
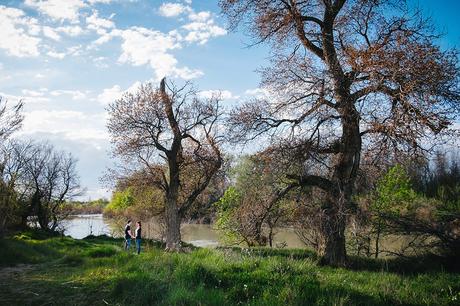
[136,238,141,254]
[125,238,131,250]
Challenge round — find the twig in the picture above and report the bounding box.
[61,280,77,285]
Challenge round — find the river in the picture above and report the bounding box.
[62,214,306,248]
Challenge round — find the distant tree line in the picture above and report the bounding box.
[63,198,110,215]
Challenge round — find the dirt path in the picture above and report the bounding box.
[0,264,40,305]
[0,264,34,280]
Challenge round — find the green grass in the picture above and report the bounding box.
[0,230,459,306]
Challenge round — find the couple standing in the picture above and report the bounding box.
[124,220,142,254]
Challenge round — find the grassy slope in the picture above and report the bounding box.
[0,231,459,306]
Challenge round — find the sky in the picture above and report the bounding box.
[0,0,459,200]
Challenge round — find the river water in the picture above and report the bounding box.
[62,214,306,248]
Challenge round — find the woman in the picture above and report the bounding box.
[135,221,142,254]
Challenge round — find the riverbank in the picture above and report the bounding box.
[1,230,459,305]
[62,214,306,248]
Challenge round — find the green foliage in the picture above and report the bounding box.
[1,231,459,305]
[214,187,243,244]
[362,164,460,257]
[372,164,417,216]
[104,188,135,214]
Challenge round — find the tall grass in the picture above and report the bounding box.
[0,231,459,305]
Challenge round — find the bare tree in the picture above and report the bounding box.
[107,78,223,251]
[5,141,82,231]
[220,0,460,266]
[0,97,23,142]
[0,97,24,235]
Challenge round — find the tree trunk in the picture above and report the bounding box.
[268,225,274,248]
[375,221,381,259]
[319,102,361,266]
[37,204,50,231]
[318,196,347,267]
[165,199,181,251]
[164,163,182,251]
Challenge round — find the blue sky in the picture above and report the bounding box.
[0,0,458,200]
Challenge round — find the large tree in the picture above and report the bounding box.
[220,0,460,266]
[107,79,223,251]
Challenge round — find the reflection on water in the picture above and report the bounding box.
[62,214,111,239]
[63,214,305,248]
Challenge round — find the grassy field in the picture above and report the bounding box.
[0,230,459,306]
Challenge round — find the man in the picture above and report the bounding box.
[124,219,134,250]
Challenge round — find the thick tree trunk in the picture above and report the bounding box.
[37,204,50,231]
[164,161,182,251]
[165,198,181,251]
[319,102,361,266]
[318,196,347,267]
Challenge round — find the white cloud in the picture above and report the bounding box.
[22,89,46,97]
[0,91,50,104]
[97,81,141,105]
[66,45,83,56]
[158,2,191,17]
[93,56,109,68]
[87,0,113,4]
[199,90,234,100]
[50,89,87,100]
[0,75,12,82]
[188,11,211,22]
[24,0,87,23]
[86,3,226,80]
[117,27,202,80]
[182,11,227,44]
[19,110,108,141]
[56,25,85,36]
[35,73,46,78]
[97,84,122,105]
[86,10,115,31]
[245,88,271,99]
[92,33,113,45]
[0,6,41,57]
[82,187,111,201]
[47,50,66,59]
[43,26,61,41]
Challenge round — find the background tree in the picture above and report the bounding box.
[0,97,24,236]
[0,97,23,142]
[220,0,460,266]
[104,171,167,239]
[370,165,417,258]
[23,142,81,231]
[1,140,81,232]
[107,79,223,251]
[215,155,294,247]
